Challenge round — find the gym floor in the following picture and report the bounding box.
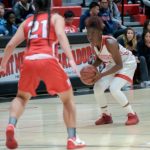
[0,88,150,150]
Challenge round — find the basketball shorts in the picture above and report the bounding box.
[18,59,71,96]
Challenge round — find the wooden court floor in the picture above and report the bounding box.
[0,88,150,150]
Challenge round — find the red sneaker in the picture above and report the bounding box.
[6,124,18,149]
[95,113,113,125]
[125,113,139,125]
[67,137,86,149]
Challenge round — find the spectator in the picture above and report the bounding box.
[137,30,150,82]
[118,27,137,53]
[98,0,122,24]
[4,10,18,36]
[79,2,100,32]
[64,10,78,33]
[98,0,126,37]
[13,0,34,24]
[0,2,7,36]
[0,2,5,23]
[143,19,150,32]
[137,19,150,40]
[118,27,149,83]
[11,0,18,6]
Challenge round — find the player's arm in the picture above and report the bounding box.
[52,13,74,61]
[52,13,80,76]
[94,38,123,81]
[92,55,102,67]
[101,38,123,77]
[0,21,25,72]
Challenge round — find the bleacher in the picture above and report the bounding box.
[3,0,147,34]
[55,0,146,34]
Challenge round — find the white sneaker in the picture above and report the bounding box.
[67,137,86,149]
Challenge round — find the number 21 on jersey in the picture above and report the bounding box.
[28,20,48,39]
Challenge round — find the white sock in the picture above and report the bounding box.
[101,106,111,116]
[124,105,135,114]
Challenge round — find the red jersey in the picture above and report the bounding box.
[24,13,58,57]
[65,25,78,33]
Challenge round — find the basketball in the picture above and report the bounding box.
[80,65,98,85]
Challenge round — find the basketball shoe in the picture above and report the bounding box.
[125,113,139,125]
[6,124,18,149]
[67,137,86,149]
[95,113,113,125]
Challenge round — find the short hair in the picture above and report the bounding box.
[89,2,99,10]
[64,10,75,19]
[4,10,15,20]
[85,16,104,31]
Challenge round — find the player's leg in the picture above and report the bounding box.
[6,90,31,149]
[5,59,39,149]
[109,77,139,125]
[58,88,85,149]
[93,75,113,125]
[43,59,85,149]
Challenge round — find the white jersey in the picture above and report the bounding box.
[93,36,137,84]
[94,36,134,65]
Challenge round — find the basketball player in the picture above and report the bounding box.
[85,16,139,126]
[0,0,85,149]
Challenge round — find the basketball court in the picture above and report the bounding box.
[0,87,150,150]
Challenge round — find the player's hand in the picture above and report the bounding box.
[69,60,80,77]
[135,56,140,63]
[0,65,6,75]
[93,72,103,82]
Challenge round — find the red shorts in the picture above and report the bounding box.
[18,59,71,96]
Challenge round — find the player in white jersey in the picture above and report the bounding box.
[85,16,139,125]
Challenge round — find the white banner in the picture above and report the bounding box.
[0,43,94,83]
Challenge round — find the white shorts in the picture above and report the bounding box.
[103,55,137,84]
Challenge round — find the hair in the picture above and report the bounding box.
[28,0,51,47]
[142,30,150,42]
[123,27,137,51]
[89,2,99,10]
[64,10,75,19]
[4,10,15,20]
[143,19,150,32]
[141,30,150,51]
[85,16,104,32]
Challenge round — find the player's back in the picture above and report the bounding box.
[24,13,58,56]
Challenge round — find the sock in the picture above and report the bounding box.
[9,117,17,127]
[124,105,135,114]
[67,128,76,139]
[101,106,110,116]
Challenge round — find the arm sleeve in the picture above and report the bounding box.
[112,3,121,21]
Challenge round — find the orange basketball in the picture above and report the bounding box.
[80,65,98,85]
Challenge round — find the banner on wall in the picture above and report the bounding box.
[0,43,94,83]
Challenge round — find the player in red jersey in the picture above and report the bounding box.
[0,0,85,149]
[85,16,139,126]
